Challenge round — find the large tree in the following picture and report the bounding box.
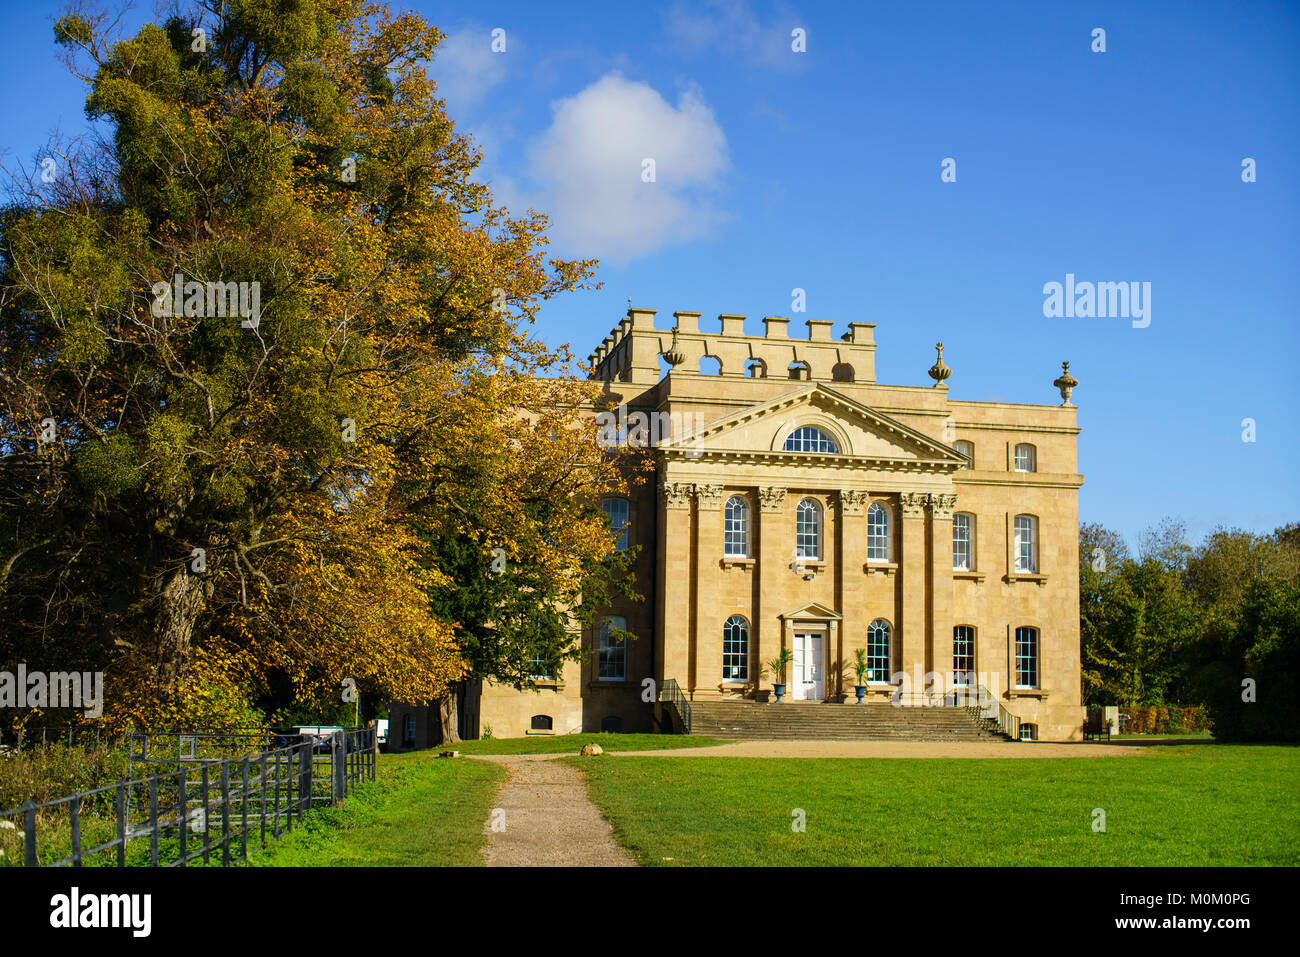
[414,381,649,742]
[0,0,624,729]
[1186,525,1300,740]
[1078,520,1194,707]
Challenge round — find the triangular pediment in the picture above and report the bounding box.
[658,384,965,471]
[779,601,842,622]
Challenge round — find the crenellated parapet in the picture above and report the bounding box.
[587,308,877,386]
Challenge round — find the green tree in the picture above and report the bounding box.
[0,1,622,728]
[1078,522,1129,705]
[1078,521,1195,707]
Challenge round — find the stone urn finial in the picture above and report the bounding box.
[928,342,952,387]
[1053,361,1078,405]
[660,326,685,368]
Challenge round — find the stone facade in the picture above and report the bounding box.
[472,309,1085,742]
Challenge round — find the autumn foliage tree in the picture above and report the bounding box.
[0,0,631,730]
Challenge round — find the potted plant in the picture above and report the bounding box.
[851,648,869,703]
[766,647,794,703]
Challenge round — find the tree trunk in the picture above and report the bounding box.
[437,682,463,744]
[154,565,206,695]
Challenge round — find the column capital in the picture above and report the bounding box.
[838,489,870,515]
[927,492,958,518]
[661,481,693,509]
[899,491,928,517]
[693,483,725,510]
[759,486,787,513]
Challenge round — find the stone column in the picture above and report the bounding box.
[927,492,958,702]
[837,490,869,702]
[827,619,839,701]
[757,486,787,691]
[899,491,928,705]
[692,483,724,696]
[657,482,694,690]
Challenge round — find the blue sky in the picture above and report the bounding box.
[2,0,1297,548]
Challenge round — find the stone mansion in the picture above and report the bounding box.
[391,308,1085,745]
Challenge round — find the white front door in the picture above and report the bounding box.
[790,632,824,701]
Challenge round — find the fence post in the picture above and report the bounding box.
[259,753,268,848]
[338,733,348,800]
[70,795,81,867]
[240,758,250,861]
[299,743,312,816]
[273,749,282,839]
[22,801,35,867]
[220,762,231,867]
[116,782,126,866]
[178,766,187,867]
[148,776,159,867]
[201,766,211,865]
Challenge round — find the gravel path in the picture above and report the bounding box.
[476,755,636,867]
[608,739,1146,759]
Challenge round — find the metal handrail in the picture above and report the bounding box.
[970,685,1021,740]
[659,678,692,734]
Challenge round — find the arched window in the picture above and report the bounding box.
[530,714,553,731]
[952,626,976,686]
[1014,443,1037,472]
[954,439,974,469]
[1015,626,1039,689]
[601,498,630,550]
[784,426,839,453]
[724,496,749,557]
[599,616,627,681]
[952,513,973,570]
[1013,515,1037,573]
[788,361,810,380]
[866,619,892,682]
[867,502,891,562]
[795,498,822,559]
[723,616,749,680]
[831,363,854,382]
[746,358,767,378]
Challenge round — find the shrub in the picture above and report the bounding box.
[0,743,131,811]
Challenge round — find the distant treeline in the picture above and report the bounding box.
[1080,518,1300,742]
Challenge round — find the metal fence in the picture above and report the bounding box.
[0,725,124,749]
[0,727,376,867]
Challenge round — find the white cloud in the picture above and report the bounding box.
[665,0,805,70]
[520,73,729,263]
[427,27,509,114]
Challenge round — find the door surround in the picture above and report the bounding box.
[778,602,841,702]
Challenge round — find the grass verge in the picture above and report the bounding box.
[249,750,504,867]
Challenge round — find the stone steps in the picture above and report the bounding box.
[682,701,1010,741]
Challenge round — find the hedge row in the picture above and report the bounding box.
[1120,706,1210,734]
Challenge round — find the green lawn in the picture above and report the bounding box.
[570,745,1300,866]
[433,733,730,755]
[249,750,505,867]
